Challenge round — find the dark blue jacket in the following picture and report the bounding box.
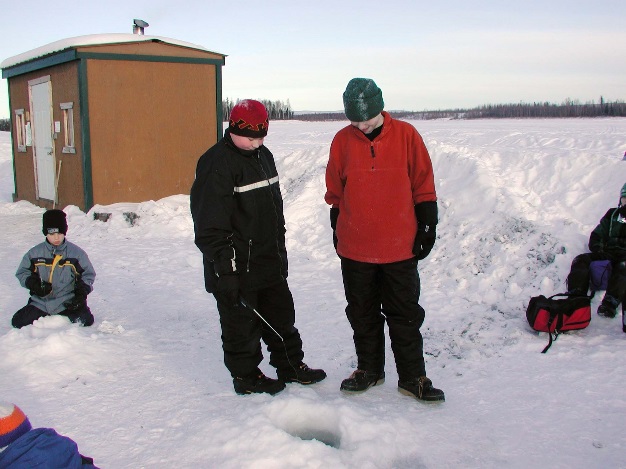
[0,428,97,468]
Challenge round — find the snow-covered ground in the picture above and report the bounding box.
[0,118,625,468]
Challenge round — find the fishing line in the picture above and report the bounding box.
[239,297,299,377]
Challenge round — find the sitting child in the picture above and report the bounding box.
[0,402,98,468]
[12,209,96,328]
[566,183,626,319]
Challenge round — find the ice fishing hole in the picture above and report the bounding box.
[267,399,342,449]
[290,427,341,448]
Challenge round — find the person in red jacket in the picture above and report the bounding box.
[325,78,444,402]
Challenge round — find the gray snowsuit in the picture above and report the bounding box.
[15,239,95,315]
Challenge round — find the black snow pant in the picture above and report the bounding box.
[340,256,426,381]
[12,301,94,329]
[567,252,626,304]
[213,279,304,379]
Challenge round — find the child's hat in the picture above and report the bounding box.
[229,99,269,138]
[620,183,626,198]
[0,402,32,448]
[42,209,68,236]
[343,78,384,122]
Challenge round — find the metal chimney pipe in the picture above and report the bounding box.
[133,19,149,35]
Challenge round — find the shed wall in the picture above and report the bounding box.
[8,61,86,209]
[86,58,218,205]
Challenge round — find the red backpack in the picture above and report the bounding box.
[526,293,591,353]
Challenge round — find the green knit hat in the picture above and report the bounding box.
[621,183,626,198]
[342,78,384,122]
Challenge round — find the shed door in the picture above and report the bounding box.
[29,77,56,201]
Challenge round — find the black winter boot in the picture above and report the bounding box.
[233,370,285,395]
[340,370,385,393]
[398,376,445,402]
[597,295,619,318]
[277,363,327,385]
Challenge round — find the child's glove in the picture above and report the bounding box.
[25,273,52,297]
[216,273,240,307]
[63,296,85,311]
[413,225,436,260]
[413,201,438,260]
[330,207,339,250]
[63,278,91,311]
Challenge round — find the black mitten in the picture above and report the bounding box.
[25,273,52,297]
[216,273,240,307]
[330,207,339,250]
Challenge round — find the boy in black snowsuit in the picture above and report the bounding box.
[190,100,325,395]
[566,182,626,321]
[13,209,95,328]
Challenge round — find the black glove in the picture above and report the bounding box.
[413,201,438,260]
[63,295,86,311]
[588,232,604,253]
[330,207,339,250]
[413,226,436,260]
[25,273,52,297]
[63,277,92,311]
[216,273,240,307]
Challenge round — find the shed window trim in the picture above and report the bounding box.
[15,109,26,152]
[60,102,76,154]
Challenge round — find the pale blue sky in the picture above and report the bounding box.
[1,0,625,118]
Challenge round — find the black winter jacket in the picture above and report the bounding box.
[588,206,626,255]
[190,132,288,292]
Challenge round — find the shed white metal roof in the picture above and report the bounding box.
[1,33,222,69]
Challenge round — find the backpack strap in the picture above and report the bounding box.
[541,317,560,353]
[549,292,591,300]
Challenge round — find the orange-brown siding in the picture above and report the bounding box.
[76,40,224,61]
[86,58,218,205]
[9,61,85,209]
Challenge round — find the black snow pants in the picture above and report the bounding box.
[12,302,94,328]
[340,256,426,381]
[213,279,305,378]
[567,252,626,303]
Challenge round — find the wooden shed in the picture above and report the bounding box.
[1,33,226,211]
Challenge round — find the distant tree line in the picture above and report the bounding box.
[223,98,294,121]
[1,98,623,134]
[459,97,626,119]
[295,97,626,121]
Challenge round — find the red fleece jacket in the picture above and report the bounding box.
[325,112,436,263]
